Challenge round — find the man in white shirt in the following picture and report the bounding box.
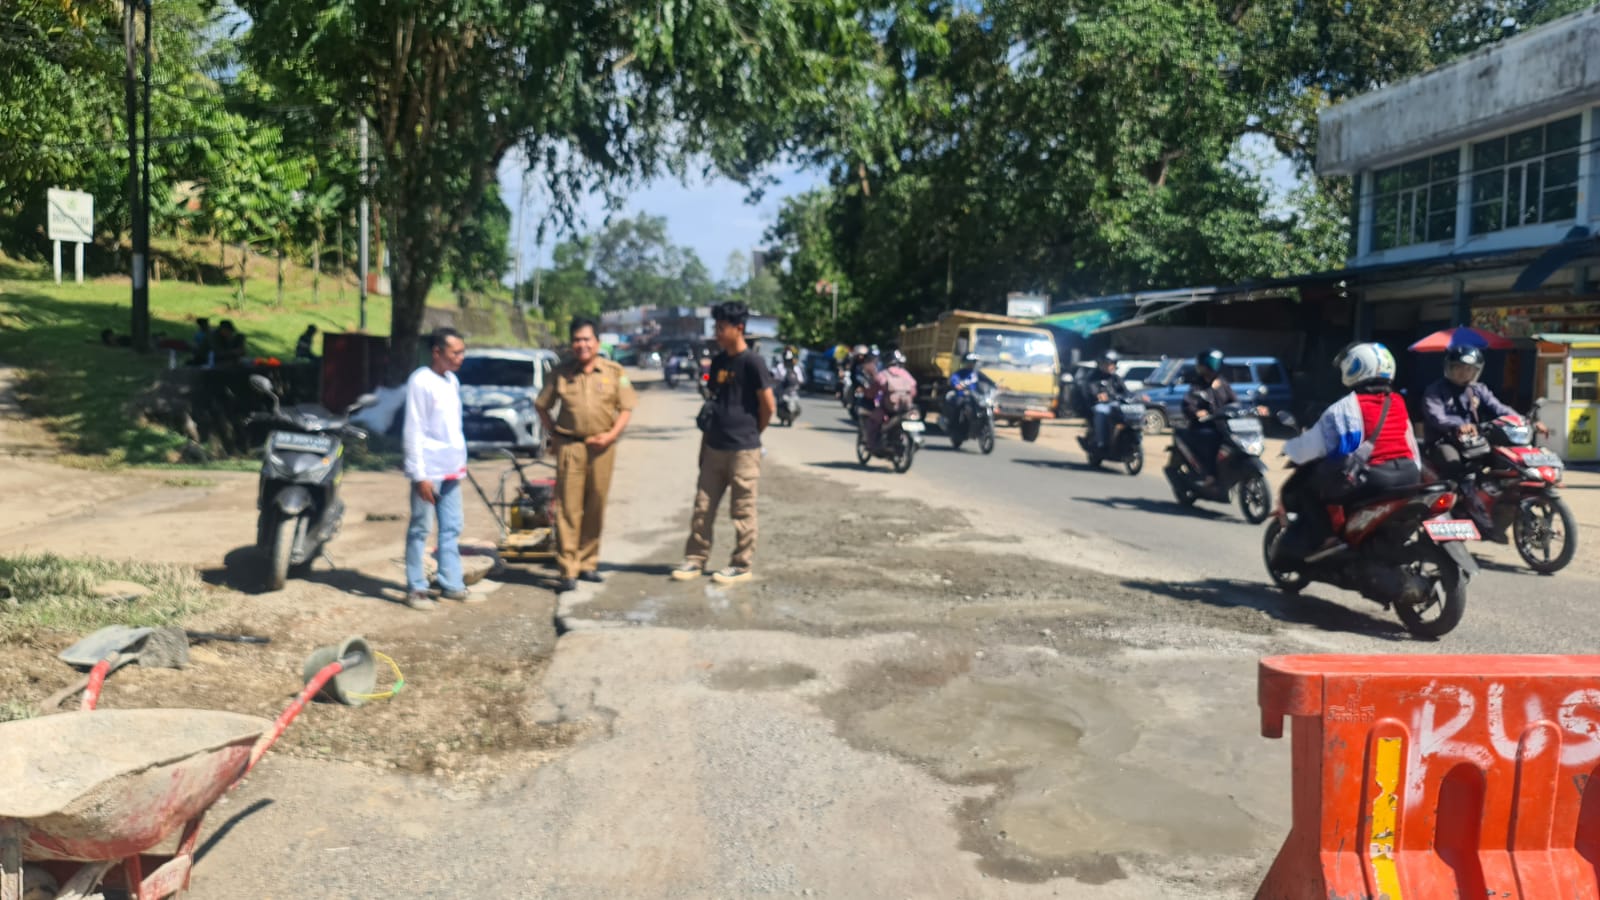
[403,327,469,610]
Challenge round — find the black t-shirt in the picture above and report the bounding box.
[706,350,774,451]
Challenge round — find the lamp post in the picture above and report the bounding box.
[814,279,838,322]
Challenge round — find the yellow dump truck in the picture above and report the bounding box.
[899,310,1060,442]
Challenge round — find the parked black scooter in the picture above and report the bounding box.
[1164,400,1272,523]
[1079,397,1147,475]
[248,375,376,590]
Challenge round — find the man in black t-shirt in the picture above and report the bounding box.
[672,302,776,585]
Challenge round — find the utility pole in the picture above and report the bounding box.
[512,165,530,308]
[141,0,151,301]
[358,115,369,331]
[124,0,150,352]
[531,244,542,312]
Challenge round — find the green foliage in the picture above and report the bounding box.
[445,185,512,300]
[232,0,949,381]
[767,0,1570,342]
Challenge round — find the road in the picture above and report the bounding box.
[186,374,1600,899]
[797,392,1600,655]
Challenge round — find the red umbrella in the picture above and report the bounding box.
[1408,326,1514,353]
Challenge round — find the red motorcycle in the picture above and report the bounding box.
[1424,414,1576,574]
[1263,464,1479,638]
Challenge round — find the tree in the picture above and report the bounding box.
[588,214,715,312]
[233,0,948,382]
[199,126,308,308]
[444,185,511,303]
[526,237,602,328]
[765,0,1578,341]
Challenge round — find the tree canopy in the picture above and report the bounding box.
[764,0,1596,345]
[232,0,945,379]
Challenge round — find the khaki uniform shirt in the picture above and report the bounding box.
[536,358,638,439]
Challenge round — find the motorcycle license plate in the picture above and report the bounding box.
[271,431,334,454]
[1423,519,1481,542]
[1520,449,1562,468]
[901,421,925,433]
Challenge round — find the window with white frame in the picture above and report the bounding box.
[1371,151,1459,251]
[1469,115,1581,235]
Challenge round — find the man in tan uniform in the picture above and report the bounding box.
[536,316,637,593]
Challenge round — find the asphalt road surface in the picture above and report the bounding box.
[187,375,1600,899]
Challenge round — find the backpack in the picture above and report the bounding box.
[1320,393,1392,499]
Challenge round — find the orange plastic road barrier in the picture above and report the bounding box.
[1256,654,1600,900]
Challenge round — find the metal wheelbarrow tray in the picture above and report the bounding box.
[0,639,373,900]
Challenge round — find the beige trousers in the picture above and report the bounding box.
[685,446,761,569]
[554,438,617,579]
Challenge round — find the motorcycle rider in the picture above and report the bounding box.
[776,348,804,394]
[1421,345,1544,541]
[866,348,917,452]
[944,353,995,425]
[1179,349,1236,483]
[1278,342,1421,559]
[1086,350,1130,452]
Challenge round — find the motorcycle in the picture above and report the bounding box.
[248,374,376,591]
[1263,462,1479,638]
[842,369,872,422]
[1079,396,1147,475]
[856,408,926,473]
[777,388,802,427]
[1164,402,1273,522]
[1427,413,1576,573]
[943,382,997,454]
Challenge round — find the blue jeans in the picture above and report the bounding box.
[1092,402,1115,448]
[406,478,465,593]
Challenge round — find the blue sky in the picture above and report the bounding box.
[497,157,821,284]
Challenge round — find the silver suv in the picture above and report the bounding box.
[458,348,557,457]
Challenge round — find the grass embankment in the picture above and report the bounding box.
[0,552,216,721]
[0,553,214,646]
[0,245,534,464]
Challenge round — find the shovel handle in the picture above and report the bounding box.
[38,674,92,713]
[80,653,123,711]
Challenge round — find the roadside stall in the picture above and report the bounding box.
[1530,334,1600,464]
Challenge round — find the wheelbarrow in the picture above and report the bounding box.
[0,637,380,900]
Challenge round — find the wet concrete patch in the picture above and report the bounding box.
[706,659,818,692]
[818,645,1265,886]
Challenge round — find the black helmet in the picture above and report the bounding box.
[1101,349,1120,364]
[886,348,906,366]
[1445,344,1485,386]
[961,352,980,366]
[1196,348,1224,374]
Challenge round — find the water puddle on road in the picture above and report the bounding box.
[827,664,1261,884]
[706,659,819,692]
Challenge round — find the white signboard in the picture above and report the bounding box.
[1006,294,1048,319]
[46,188,93,286]
[47,189,93,243]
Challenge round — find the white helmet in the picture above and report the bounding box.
[1337,342,1396,387]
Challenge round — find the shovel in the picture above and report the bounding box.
[38,625,191,712]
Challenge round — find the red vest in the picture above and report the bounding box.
[1357,392,1414,465]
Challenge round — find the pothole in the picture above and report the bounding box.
[706,659,818,692]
